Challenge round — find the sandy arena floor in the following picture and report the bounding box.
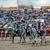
[0,36,50,50]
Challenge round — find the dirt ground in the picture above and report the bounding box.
[0,36,50,50]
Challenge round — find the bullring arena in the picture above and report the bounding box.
[1,0,50,50]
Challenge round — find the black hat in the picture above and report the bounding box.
[21,20,25,23]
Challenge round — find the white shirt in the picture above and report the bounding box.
[40,19,44,23]
[4,24,8,29]
[29,24,32,27]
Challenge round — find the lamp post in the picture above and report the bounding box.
[17,0,19,11]
[1,4,3,11]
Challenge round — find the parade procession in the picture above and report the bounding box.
[1,0,50,50]
[0,6,50,45]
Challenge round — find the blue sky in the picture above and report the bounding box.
[0,0,50,8]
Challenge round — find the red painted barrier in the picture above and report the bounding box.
[47,30,50,36]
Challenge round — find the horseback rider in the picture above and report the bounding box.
[19,19,27,43]
[37,17,46,45]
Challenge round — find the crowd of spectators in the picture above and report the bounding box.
[0,8,50,29]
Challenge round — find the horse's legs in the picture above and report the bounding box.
[40,33,46,45]
[32,37,37,46]
[33,35,38,46]
[28,31,34,44]
[1,31,4,41]
[44,31,47,45]
[20,35,22,43]
[12,34,14,44]
[9,33,11,41]
[41,36,43,45]
[44,36,46,44]
[41,36,46,46]
[29,33,35,45]
[42,35,46,45]
[4,31,8,41]
[5,33,7,41]
[23,33,26,43]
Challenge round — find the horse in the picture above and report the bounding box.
[25,23,38,45]
[37,20,47,45]
[19,23,27,43]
